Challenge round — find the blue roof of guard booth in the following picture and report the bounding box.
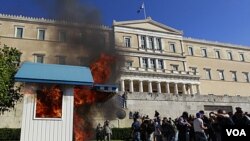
[14,62,94,86]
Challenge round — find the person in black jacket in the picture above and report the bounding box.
[162,117,175,141]
[177,112,192,141]
[232,107,250,126]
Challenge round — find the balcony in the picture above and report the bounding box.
[138,47,164,54]
[122,67,200,79]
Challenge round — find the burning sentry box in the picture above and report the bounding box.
[15,62,117,141]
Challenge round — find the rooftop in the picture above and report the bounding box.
[15,62,94,86]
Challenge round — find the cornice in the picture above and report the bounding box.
[184,37,250,50]
[114,26,183,40]
[0,13,112,30]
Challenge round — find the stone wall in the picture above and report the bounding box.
[126,92,250,119]
[0,101,23,128]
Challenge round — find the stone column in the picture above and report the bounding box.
[196,84,200,95]
[148,81,152,93]
[139,57,143,68]
[162,60,166,70]
[190,84,194,95]
[120,79,125,92]
[153,37,157,50]
[165,82,170,94]
[138,35,141,48]
[147,58,151,69]
[157,82,161,93]
[146,36,149,49]
[129,80,134,92]
[174,83,178,95]
[155,59,159,70]
[139,80,143,92]
[182,83,186,95]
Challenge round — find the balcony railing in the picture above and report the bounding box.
[122,67,199,76]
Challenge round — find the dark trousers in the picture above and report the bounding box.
[195,132,207,141]
[96,133,103,141]
[123,100,127,108]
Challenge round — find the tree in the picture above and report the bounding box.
[0,44,22,113]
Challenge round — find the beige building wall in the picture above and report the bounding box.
[183,40,250,96]
[0,16,112,66]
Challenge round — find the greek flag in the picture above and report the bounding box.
[137,2,145,13]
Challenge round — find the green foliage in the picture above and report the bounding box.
[111,128,132,140]
[0,45,22,113]
[0,128,21,140]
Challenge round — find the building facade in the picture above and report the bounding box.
[1,14,250,128]
[114,18,250,97]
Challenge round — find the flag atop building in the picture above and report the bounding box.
[137,2,144,13]
[137,2,147,19]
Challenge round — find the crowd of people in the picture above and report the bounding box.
[131,107,250,141]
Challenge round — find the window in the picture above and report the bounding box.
[227,52,233,60]
[201,48,207,57]
[171,65,179,71]
[215,50,221,59]
[239,53,245,61]
[150,59,156,69]
[188,47,194,56]
[35,86,63,119]
[37,29,46,40]
[169,43,176,53]
[34,54,44,63]
[124,37,131,48]
[158,59,164,69]
[189,67,197,75]
[59,31,67,42]
[125,61,133,67]
[155,38,162,50]
[142,58,148,68]
[148,37,154,49]
[15,27,23,38]
[205,69,211,80]
[218,70,225,80]
[78,57,89,66]
[231,71,237,81]
[243,72,249,82]
[56,56,66,65]
[140,36,146,49]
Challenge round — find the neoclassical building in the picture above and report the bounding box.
[0,14,250,128]
[114,18,250,97]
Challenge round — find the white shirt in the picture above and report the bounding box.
[193,118,205,133]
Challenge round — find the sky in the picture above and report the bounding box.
[0,0,250,46]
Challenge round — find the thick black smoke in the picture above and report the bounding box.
[35,0,122,82]
[34,0,124,139]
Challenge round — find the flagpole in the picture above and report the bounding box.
[143,2,147,19]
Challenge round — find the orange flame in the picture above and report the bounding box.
[36,85,63,118]
[90,53,115,84]
[73,53,116,141]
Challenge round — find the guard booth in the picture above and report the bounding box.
[15,62,95,141]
